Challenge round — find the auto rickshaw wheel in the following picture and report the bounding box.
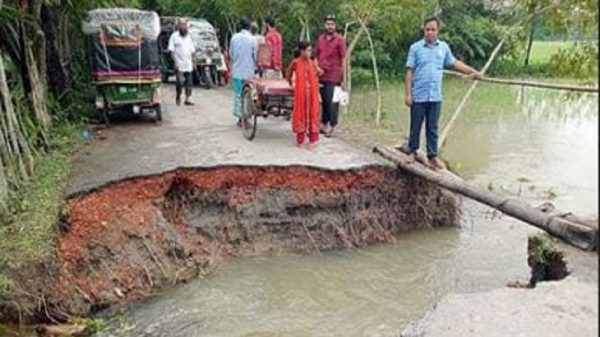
[154,105,163,125]
[192,70,200,86]
[241,86,257,140]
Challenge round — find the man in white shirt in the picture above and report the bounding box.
[168,18,196,106]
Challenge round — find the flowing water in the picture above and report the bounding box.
[88,83,598,337]
[2,83,590,337]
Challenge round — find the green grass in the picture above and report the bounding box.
[529,41,576,64]
[0,123,83,295]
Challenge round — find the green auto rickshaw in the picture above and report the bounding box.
[83,8,163,126]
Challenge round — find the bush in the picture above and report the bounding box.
[489,58,551,77]
[549,42,598,79]
[350,67,374,85]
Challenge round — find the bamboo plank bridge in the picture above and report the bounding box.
[373,145,598,251]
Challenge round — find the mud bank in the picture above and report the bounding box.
[1,165,460,323]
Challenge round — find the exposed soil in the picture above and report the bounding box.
[1,165,461,324]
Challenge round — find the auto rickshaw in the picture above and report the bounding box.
[83,8,162,126]
[189,19,225,89]
[158,17,225,89]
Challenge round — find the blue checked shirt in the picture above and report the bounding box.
[230,29,257,80]
[406,39,456,102]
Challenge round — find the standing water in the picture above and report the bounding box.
[97,83,597,337]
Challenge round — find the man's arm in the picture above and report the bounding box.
[314,37,323,75]
[168,34,178,70]
[452,60,481,77]
[190,41,196,70]
[404,44,416,107]
[445,44,481,78]
[405,69,413,107]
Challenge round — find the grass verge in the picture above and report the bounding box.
[0,122,83,297]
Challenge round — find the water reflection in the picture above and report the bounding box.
[444,86,598,215]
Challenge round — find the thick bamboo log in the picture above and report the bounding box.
[373,145,598,251]
[445,70,599,93]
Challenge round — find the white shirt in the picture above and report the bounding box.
[168,31,195,72]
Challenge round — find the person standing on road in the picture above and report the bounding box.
[404,16,480,170]
[286,41,320,149]
[262,16,283,79]
[230,17,257,126]
[315,14,346,138]
[168,18,196,106]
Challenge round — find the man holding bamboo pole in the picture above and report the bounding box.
[404,16,481,170]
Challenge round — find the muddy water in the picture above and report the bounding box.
[95,86,597,337]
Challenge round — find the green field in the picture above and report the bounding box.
[529,41,576,64]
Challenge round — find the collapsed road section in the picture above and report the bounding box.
[2,165,460,323]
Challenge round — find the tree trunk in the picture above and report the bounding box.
[18,0,50,141]
[41,4,69,97]
[373,145,598,251]
[298,17,310,41]
[524,15,536,66]
[0,0,6,204]
[344,29,364,97]
[0,53,30,180]
[357,19,382,126]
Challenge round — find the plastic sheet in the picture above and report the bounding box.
[82,8,160,40]
[88,39,160,77]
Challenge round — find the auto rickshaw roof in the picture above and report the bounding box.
[82,8,160,40]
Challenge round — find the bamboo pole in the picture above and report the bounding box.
[444,71,599,93]
[438,2,565,150]
[439,39,505,148]
[373,145,598,251]
[357,18,382,127]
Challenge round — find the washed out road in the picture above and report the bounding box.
[66,84,382,195]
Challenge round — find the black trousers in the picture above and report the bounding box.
[176,71,193,98]
[320,81,340,127]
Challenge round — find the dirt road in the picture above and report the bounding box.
[66,84,382,195]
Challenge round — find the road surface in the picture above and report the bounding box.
[66,84,382,195]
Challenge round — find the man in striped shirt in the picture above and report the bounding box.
[405,16,480,170]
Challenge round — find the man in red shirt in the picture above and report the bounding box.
[263,16,283,79]
[315,14,346,137]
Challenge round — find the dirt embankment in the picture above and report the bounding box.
[1,165,461,323]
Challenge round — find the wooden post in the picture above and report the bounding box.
[373,145,598,251]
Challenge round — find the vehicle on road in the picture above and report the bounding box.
[83,8,162,126]
[240,78,294,140]
[158,17,225,89]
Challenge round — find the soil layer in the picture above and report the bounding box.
[1,165,461,323]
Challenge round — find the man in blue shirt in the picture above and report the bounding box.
[405,16,480,170]
[230,17,256,126]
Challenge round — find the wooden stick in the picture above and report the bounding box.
[444,70,599,93]
[439,39,505,148]
[373,145,598,251]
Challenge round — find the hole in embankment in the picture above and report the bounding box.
[526,234,570,287]
[3,165,463,323]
